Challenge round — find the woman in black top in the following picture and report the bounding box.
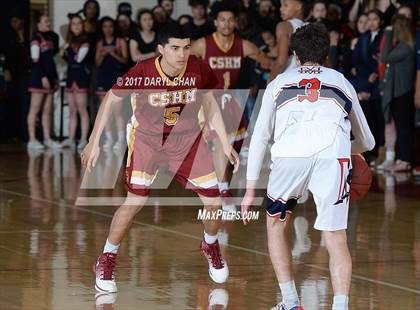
[129,9,157,63]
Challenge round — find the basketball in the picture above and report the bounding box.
[350,155,372,201]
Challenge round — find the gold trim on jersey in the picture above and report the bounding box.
[212,32,234,54]
[131,170,158,180]
[126,118,139,167]
[154,56,187,86]
[190,171,217,185]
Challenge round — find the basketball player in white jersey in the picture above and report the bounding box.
[269,0,308,81]
[241,24,375,310]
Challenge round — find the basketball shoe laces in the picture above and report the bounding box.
[98,253,117,280]
[205,242,224,269]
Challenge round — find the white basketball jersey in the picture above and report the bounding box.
[269,66,352,157]
[247,65,374,181]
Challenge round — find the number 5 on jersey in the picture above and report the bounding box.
[164,106,181,126]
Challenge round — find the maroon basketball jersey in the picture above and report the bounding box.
[112,55,218,136]
[204,33,244,89]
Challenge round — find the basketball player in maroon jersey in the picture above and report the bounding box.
[191,1,271,202]
[81,24,239,293]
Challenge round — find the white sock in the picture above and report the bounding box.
[117,130,125,141]
[279,280,299,309]
[103,239,120,254]
[218,182,229,192]
[332,295,349,310]
[385,151,395,161]
[204,231,218,244]
[105,131,113,141]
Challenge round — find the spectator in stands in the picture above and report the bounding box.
[152,5,177,32]
[61,14,91,150]
[352,9,385,165]
[118,2,133,19]
[158,0,177,24]
[27,13,61,150]
[130,9,157,63]
[5,14,29,141]
[349,0,400,25]
[178,14,193,26]
[95,16,128,150]
[379,14,415,172]
[117,13,135,43]
[255,0,277,33]
[82,0,101,65]
[310,0,327,22]
[183,0,214,41]
[414,27,420,176]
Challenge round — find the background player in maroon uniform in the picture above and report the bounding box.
[191,1,271,202]
[80,24,239,293]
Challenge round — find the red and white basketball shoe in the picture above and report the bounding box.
[93,252,118,293]
[200,240,229,283]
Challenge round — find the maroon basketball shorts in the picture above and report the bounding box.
[125,128,220,198]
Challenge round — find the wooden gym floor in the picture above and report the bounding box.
[0,144,419,309]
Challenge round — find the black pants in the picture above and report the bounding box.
[390,91,414,163]
[360,98,385,157]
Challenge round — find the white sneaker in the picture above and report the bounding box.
[113,139,126,150]
[77,139,88,150]
[200,240,229,284]
[44,139,62,149]
[94,253,118,293]
[61,138,75,148]
[208,288,229,309]
[103,138,114,150]
[27,140,45,150]
[95,292,117,310]
[377,159,394,171]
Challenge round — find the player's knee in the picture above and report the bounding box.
[323,230,348,248]
[266,214,288,232]
[120,203,143,216]
[121,196,147,213]
[201,196,222,209]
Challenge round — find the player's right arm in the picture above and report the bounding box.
[190,37,206,59]
[81,90,123,171]
[346,79,375,154]
[81,64,140,171]
[241,83,276,224]
[269,22,292,82]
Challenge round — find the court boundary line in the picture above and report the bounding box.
[1,188,419,295]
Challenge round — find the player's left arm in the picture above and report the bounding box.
[243,39,272,70]
[203,91,239,172]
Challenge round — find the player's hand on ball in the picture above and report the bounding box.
[80,142,100,173]
[241,189,255,226]
[223,143,239,173]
